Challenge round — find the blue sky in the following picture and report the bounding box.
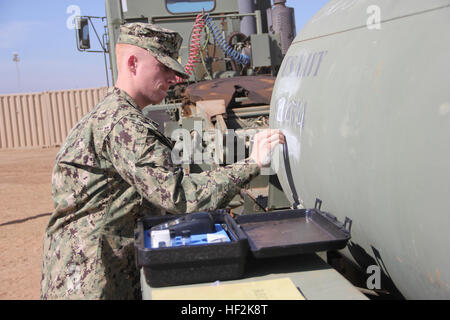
[0,0,329,94]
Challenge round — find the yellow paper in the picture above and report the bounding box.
[152,277,305,300]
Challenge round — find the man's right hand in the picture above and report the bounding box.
[249,129,286,168]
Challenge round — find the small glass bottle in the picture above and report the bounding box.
[181,230,191,246]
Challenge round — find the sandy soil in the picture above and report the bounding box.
[0,147,59,300]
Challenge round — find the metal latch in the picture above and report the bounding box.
[315,198,352,235]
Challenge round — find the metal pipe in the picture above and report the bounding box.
[227,110,270,118]
[152,12,258,23]
[255,10,263,34]
[271,0,296,54]
[238,0,256,36]
[231,105,270,113]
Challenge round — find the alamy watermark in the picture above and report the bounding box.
[170,122,282,175]
[66,5,81,30]
[366,265,381,290]
[367,5,381,30]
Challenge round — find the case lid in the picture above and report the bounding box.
[235,205,352,258]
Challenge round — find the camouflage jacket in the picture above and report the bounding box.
[40,87,260,300]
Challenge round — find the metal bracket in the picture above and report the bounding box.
[343,217,353,234]
[314,198,322,211]
[314,198,352,235]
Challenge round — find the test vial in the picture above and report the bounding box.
[181,230,191,245]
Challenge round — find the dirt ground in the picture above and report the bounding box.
[0,147,59,300]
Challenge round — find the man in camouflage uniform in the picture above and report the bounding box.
[40,23,284,299]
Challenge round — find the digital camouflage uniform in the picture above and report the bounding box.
[40,23,260,300]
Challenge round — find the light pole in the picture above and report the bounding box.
[12,52,21,92]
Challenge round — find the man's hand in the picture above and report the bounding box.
[249,129,286,168]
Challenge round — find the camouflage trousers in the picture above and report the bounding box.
[40,231,142,300]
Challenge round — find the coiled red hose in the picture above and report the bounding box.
[176,14,205,83]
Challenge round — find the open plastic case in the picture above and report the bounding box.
[134,201,352,287]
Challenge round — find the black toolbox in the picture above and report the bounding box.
[134,202,352,288]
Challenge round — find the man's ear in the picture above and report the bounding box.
[128,55,137,75]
